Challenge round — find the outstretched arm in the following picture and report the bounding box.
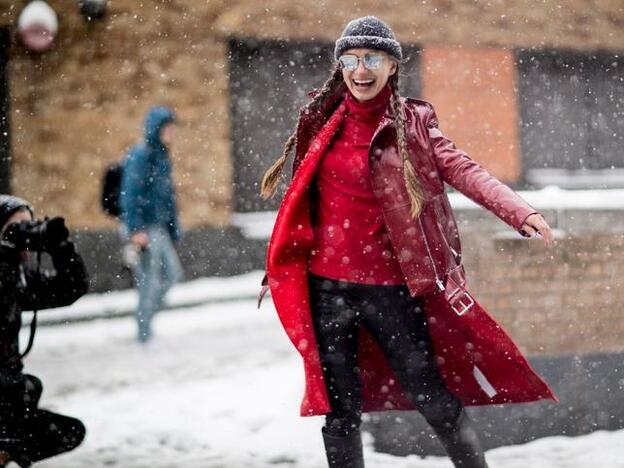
[426,106,552,245]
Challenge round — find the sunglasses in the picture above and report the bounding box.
[338,53,386,71]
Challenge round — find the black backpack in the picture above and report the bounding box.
[101,162,124,218]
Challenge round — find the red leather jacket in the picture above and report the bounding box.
[265,85,554,414]
[292,84,536,296]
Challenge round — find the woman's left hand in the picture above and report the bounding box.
[521,214,553,246]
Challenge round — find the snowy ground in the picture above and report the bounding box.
[16,281,624,467]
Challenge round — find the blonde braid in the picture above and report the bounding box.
[260,66,344,199]
[390,75,425,218]
[260,134,296,199]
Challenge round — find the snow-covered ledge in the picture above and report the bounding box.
[232,186,624,240]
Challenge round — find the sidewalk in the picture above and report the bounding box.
[27,292,624,468]
[33,270,266,325]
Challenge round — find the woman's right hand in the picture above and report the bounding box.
[521,214,554,246]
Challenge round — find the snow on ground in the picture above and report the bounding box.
[35,271,266,324]
[17,290,624,467]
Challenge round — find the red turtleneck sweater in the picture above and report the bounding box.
[309,86,405,285]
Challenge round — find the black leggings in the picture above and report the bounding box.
[309,274,462,437]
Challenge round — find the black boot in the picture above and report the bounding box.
[432,410,489,468]
[322,428,365,468]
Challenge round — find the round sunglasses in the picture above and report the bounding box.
[338,53,386,71]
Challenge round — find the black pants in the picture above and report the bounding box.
[309,274,462,437]
[0,375,85,467]
[5,410,85,467]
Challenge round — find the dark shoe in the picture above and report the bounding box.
[322,428,365,468]
[432,410,489,468]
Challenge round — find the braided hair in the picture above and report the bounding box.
[260,66,344,199]
[388,72,425,218]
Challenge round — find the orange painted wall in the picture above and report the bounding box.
[420,47,521,184]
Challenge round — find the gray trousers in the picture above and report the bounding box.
[134,226,183,342]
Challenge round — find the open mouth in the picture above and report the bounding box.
[352,79,375,90]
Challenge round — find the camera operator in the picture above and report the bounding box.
[0,195,88,467]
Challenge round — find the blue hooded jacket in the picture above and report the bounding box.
[120,107,181,241]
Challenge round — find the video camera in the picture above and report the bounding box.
[2,217,69,253]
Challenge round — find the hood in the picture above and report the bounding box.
[0,195,33,231]
[144,106,176,148]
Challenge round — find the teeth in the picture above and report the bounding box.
[354,79,374,85]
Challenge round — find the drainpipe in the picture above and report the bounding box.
[0,26,10,194]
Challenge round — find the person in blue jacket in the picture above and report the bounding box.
[120,106,183,343]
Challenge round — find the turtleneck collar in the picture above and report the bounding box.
[345,85,392,122]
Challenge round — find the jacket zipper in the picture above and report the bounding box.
[418,217,445,292]
[435,216,461,264]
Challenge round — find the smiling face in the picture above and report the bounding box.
[340,48,398,102]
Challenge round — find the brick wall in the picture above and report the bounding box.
[79,204,624,362]
[0,1,622,230]
[455,208,624,358]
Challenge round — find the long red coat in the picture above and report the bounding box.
[266,85,557,417]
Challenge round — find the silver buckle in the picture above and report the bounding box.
[449,289,474,316]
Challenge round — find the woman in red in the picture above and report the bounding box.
[261,16,556,468]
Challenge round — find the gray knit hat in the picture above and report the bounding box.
[334,16,402,61]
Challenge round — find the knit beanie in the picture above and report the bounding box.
[334,16,402,61]
[0,195,33,231]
